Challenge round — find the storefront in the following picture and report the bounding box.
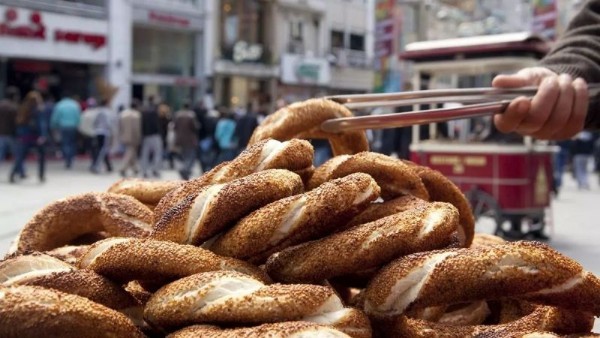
[0,5,108,100]
[130,4,204,109]
[279,53,331,103]
[213,0,277,113]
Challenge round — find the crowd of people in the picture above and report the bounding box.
[0,87,265,183]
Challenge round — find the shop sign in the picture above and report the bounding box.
[281,54,330,86]
[0,6,108,63]
[132,7,202,31]
[149,11,190,27]
[233,41,263,63]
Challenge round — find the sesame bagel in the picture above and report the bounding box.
[168,322,352,338]
[308,152,430,200]
[108,178,183,206]
[265,202,459,283]
[0,253,138,311]
[15,192,153,254]
[363,241,600,317]
[156,138,314,213]
[152,169,304,245]
[210,173,381,263]
[144,270,372,337]
[0,285,144,338]
[248,98,369,156]
[78,238,270,284]
[44,245,90,265]
[346,195,428,228]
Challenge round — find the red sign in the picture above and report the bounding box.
[55,29,106,49]
[148,11,190,27]
[0,7,106,49]
[0,8,45,40]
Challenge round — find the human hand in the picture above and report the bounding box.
[492,67,589,139]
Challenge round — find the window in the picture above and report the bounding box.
[349,33,365,51]
[331,30,344,49]
[290,21,303,42]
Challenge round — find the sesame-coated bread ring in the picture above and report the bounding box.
[152,169,304,245]
[0,285,144,338]
[404,161,475,247]
[308,152,430,200]
[265,202,459,283]
[363,241,600,317]
[210,173,381,263]
[156,139,314,213]
[347,195,428,228]
[471,233,507,248]
[44,245,90,264]
[108,179,183,205]
[144,270,372,337]
[248,99,369,156]
[15,192,153,254]
[0,253,138,311]
[168,322,353,338]
[78,238,270,284]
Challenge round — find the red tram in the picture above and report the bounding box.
[401,33,557,239]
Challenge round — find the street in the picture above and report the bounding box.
[1,159,599,331]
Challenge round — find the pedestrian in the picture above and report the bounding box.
[234,103,258,154]
[198,108,219,172]
[553,139,573,196]
[214,109,237,163]
[0,86,19,165]
[51,92,81,169]
[492,0,600,139]
[174,102,200,180]
[78,98,99,162]
[118,99,142,177]
[158,102,175,169]
[90,99,114,173]
[572,131,594,190]
[9,91,48,183]
[140,96,163,178]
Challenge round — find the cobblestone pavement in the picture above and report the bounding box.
[1,159,599,331]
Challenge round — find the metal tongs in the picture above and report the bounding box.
[321,84,600,133]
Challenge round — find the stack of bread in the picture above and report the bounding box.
[1,99,599,338]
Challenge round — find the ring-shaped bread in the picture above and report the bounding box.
[152,169,304,245]
[248,99,369,156]
[13,192,153,254]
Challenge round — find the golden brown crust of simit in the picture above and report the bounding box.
[363,241,600,317]
[154,139,314,214]
[44,245,90,265]
[210,173,381,264]
[15,192,153,254]
[406,162,475,247]
[0,285,144,338]
[107,179,183,205]
[78,238,269,284]
[265,202,459,283]
[248,99,369,156]
[471,233,507,249]
[347,195,428,227]
[152,169,304,245]
[167,322,353,338]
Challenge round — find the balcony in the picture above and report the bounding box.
[330,48,371,68]
[0,0,106,19]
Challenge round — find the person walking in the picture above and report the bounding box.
[51,93,81,169]
[572,131,594,190]
[234,103,258,154]
[174,102,200,180]
[118,99,142,177]
[90,99,114,174]
[140,96,163,178]
[158,102,175,169]
[198,108,219,172]
[214,110,237,164]
[9,91,48,183]
[0,86,19,165]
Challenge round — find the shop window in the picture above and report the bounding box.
[220,0,267,62]
[132,27,195,76]
[349,33,365,51]
[288,21,304,54]
[331,30,344,49]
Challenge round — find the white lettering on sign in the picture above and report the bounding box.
[233,41,263,63]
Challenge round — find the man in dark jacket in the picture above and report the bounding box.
[493,0,600,139]
[234,103,258,154]
[0,87,19,165]
[140,96,162,178]
[174,102,199,180]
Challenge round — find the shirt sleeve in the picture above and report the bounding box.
[539,0,600,129]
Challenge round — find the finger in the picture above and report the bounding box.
[531,74,575,139]
[494,97,531,133]
[492,74,534,88]
[515,77,560,134]
[553,78,588,139]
